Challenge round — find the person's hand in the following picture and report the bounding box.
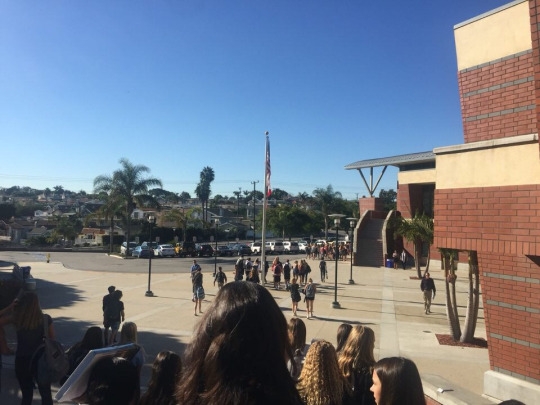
[432,293,436,299]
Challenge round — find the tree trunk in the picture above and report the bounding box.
[461,251,480,343]
[414,241,422,279]
[423,247,431,277]
[109,217,114,254]
[443,252,461,340]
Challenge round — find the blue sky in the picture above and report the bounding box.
[0,0,510,200]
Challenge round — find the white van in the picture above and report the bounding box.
[265,241,285,254]
[282,241,299,254]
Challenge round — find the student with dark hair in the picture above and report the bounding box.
[176,282,303,405]
[64,326,104,382]
[370,357,425,405]
[102,285,115,343]
[85,356,139,405]
[139,351,182,405]
[335,323,353,354]
[288,317,308,381]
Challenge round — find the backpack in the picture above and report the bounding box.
[305,284,315,298]
[33,315,69,384]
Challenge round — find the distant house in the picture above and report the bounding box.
[75,227,106,246]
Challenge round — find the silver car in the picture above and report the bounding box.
[154,244,175,258]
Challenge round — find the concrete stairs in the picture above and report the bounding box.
[357,218,385,267]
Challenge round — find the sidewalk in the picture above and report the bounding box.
[0,256,494,404]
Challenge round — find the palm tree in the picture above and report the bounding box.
[93,158,162,256]
[88,193,125,254]
[195,166,215,223]
[312,185,342,239]
[392,212,434,279]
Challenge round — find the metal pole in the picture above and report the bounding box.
[214,223,218,276]
[251,180,258,243]
[333,223,340,308]
[347,218,356,284]
[146,217,154,297]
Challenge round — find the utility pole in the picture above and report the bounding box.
[251,180,259,243]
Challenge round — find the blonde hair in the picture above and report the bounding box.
[120,321,138,344]
[297,340,349,405]
[338,325,375,380]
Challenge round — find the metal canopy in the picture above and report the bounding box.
[344,151,435,197]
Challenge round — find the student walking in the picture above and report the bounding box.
[214,266,227,289]
[304,278,316,319]
[420,272,436,314]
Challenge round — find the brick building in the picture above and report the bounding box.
[346,1,539,402]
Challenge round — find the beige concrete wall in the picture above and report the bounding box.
[435,139,540,190]
[398,168,436,185]
[455,1,531,70]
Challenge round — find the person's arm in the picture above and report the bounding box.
[120,310,125,322]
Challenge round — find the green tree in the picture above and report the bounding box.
[265,205,311,239]
[269,188,289,200]
[312,185,342,239]
[0,203,16,220]
[195,166,215,223]
[93,158,162,256]
[379,189,397,211]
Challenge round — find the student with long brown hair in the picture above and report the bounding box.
[338,325,377,405]
[176,282,302,405]
[0,292,56,405]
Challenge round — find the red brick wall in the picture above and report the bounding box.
[457,51,536,144]
[530,0,540,134]
[359,197,385,214]
[434,184,540,381]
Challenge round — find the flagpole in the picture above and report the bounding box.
[261,131,269,285]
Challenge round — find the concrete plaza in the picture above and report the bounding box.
[0,251,494,404]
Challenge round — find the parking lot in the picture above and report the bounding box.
[0,250,310,275]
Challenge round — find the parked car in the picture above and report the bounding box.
[196,244,214,257]
[141,241,159,250]
[265,241,285,255]
[120,241,138,255]
[283,241,299,254]
[154,244,175,258]
[250,242,262,254]
[175,242,197,257]
[230,243,252,256]
[215,245,234,257]
[132,245,154,258]
[298,241,308,253]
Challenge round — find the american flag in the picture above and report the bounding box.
[265,133,271,197]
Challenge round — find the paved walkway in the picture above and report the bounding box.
[0,254,495,404]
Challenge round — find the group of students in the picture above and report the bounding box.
[0,289,147,405]
[288,318,425,405]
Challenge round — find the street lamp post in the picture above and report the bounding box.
[328,214,345,308]
[214,217,220,276]
[346,217,357,285]
[146,215,156,297]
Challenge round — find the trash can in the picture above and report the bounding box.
[385,259,393,268]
